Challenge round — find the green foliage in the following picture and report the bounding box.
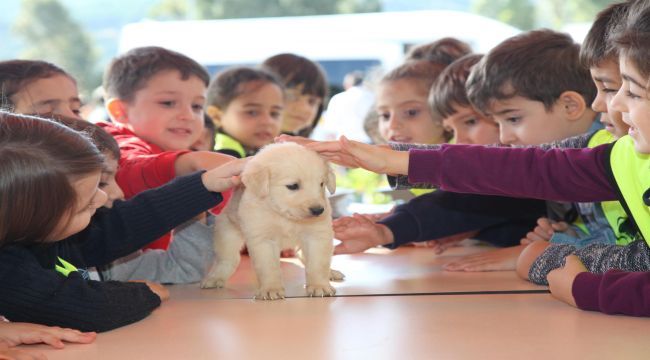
[471,0,619,30]
[149,0,381,20]
[335,167,393,205]
[13,0,100,95]
[472,0,536,30]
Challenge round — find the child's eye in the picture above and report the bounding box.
[307,96,321,107]
[247,110,259,117]
[506,117,521,124]
[378,112,390,121]
[192,104,204,112]
[404,109,420,118]
[270,111,282,120]
[159,101,175,107]
[626,91,641,100]
[98,182,108,189]
[464,118,477,126]
[286,183,300,190]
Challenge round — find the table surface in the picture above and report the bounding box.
[30,245,649,360]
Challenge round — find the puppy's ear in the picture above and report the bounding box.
[242,161,270,198]
[325,165,336,194]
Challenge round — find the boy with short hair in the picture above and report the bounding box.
[100,46,234,249]
[333,54,547,259]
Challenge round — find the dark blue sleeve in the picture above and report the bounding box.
[0,246,161,332]
[379,191,546,249]
[65,172,223,267]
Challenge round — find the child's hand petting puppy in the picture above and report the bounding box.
[307,136,408,175]
[201,158,249,193]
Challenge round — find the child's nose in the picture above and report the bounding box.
[95,189,109,208]
[499,128,517,145]
[610,87,627,113]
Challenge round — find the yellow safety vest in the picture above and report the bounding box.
[608,135,650,245]
[214,133,246,158]
[586,130,634,245]
[55,257,78,277]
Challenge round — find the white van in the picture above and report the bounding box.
[118,10,520,89]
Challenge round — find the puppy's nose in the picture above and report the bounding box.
[309,206,325,216]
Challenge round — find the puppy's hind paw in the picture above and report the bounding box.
[306,283,336,297]
[255,286,286,300]
[200,277,226,289]
[329,269,345,282]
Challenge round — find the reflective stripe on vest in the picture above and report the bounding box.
[609,135,650,245]
[55,257,78,277]
[214,133,246,158]
[587,130,634,245]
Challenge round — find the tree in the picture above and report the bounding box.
[472,0,536,30]
[13,0,100,95]
[149,0,382,20]
[472,0,618,30]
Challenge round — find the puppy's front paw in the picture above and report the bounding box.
[306,283,336,297]
[255,286,285,300]
[329,269,345,281]
[200,277,226,289]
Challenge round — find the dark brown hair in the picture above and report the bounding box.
[466,29,596,114]
[50,114,120,160]
[405,37,473,65]
[103,46,210,102]
[0,112,103,247]
[0,60,73,112]
[261,53,328,137]
[207,66,284,110]
[613,1,650,90]
[429,54,483,119]
[580,2,630,68]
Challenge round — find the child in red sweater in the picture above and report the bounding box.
[100,46,235,249]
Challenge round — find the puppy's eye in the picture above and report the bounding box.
[286,183,300,191]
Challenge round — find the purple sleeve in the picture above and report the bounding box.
[573,270,650,317]
[407,143,616,202]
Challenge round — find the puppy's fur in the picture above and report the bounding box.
[201,143,341,299]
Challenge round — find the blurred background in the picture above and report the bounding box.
[0,0,616,98]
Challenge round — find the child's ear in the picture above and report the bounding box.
[206,106,224,127]
[106,99,129,124]
[559,91,587,121]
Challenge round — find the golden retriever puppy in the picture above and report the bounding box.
[201,143,341,299]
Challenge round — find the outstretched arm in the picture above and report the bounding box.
[408,143,616,203]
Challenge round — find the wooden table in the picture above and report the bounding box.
[31,246,649,359]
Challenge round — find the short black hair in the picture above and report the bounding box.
[430,54,483,119]
[580,2,630,68]
[466,29,596,114]
[103,46,209,102]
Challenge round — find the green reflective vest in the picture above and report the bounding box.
[214,133,246,158]
[586,130,634,245]
[55,257,78,277]
[608,135,650,245]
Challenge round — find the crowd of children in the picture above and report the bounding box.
[1,0,649,357]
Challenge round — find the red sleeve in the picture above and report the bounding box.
[572,270,650,317]
[117,151,189,199]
